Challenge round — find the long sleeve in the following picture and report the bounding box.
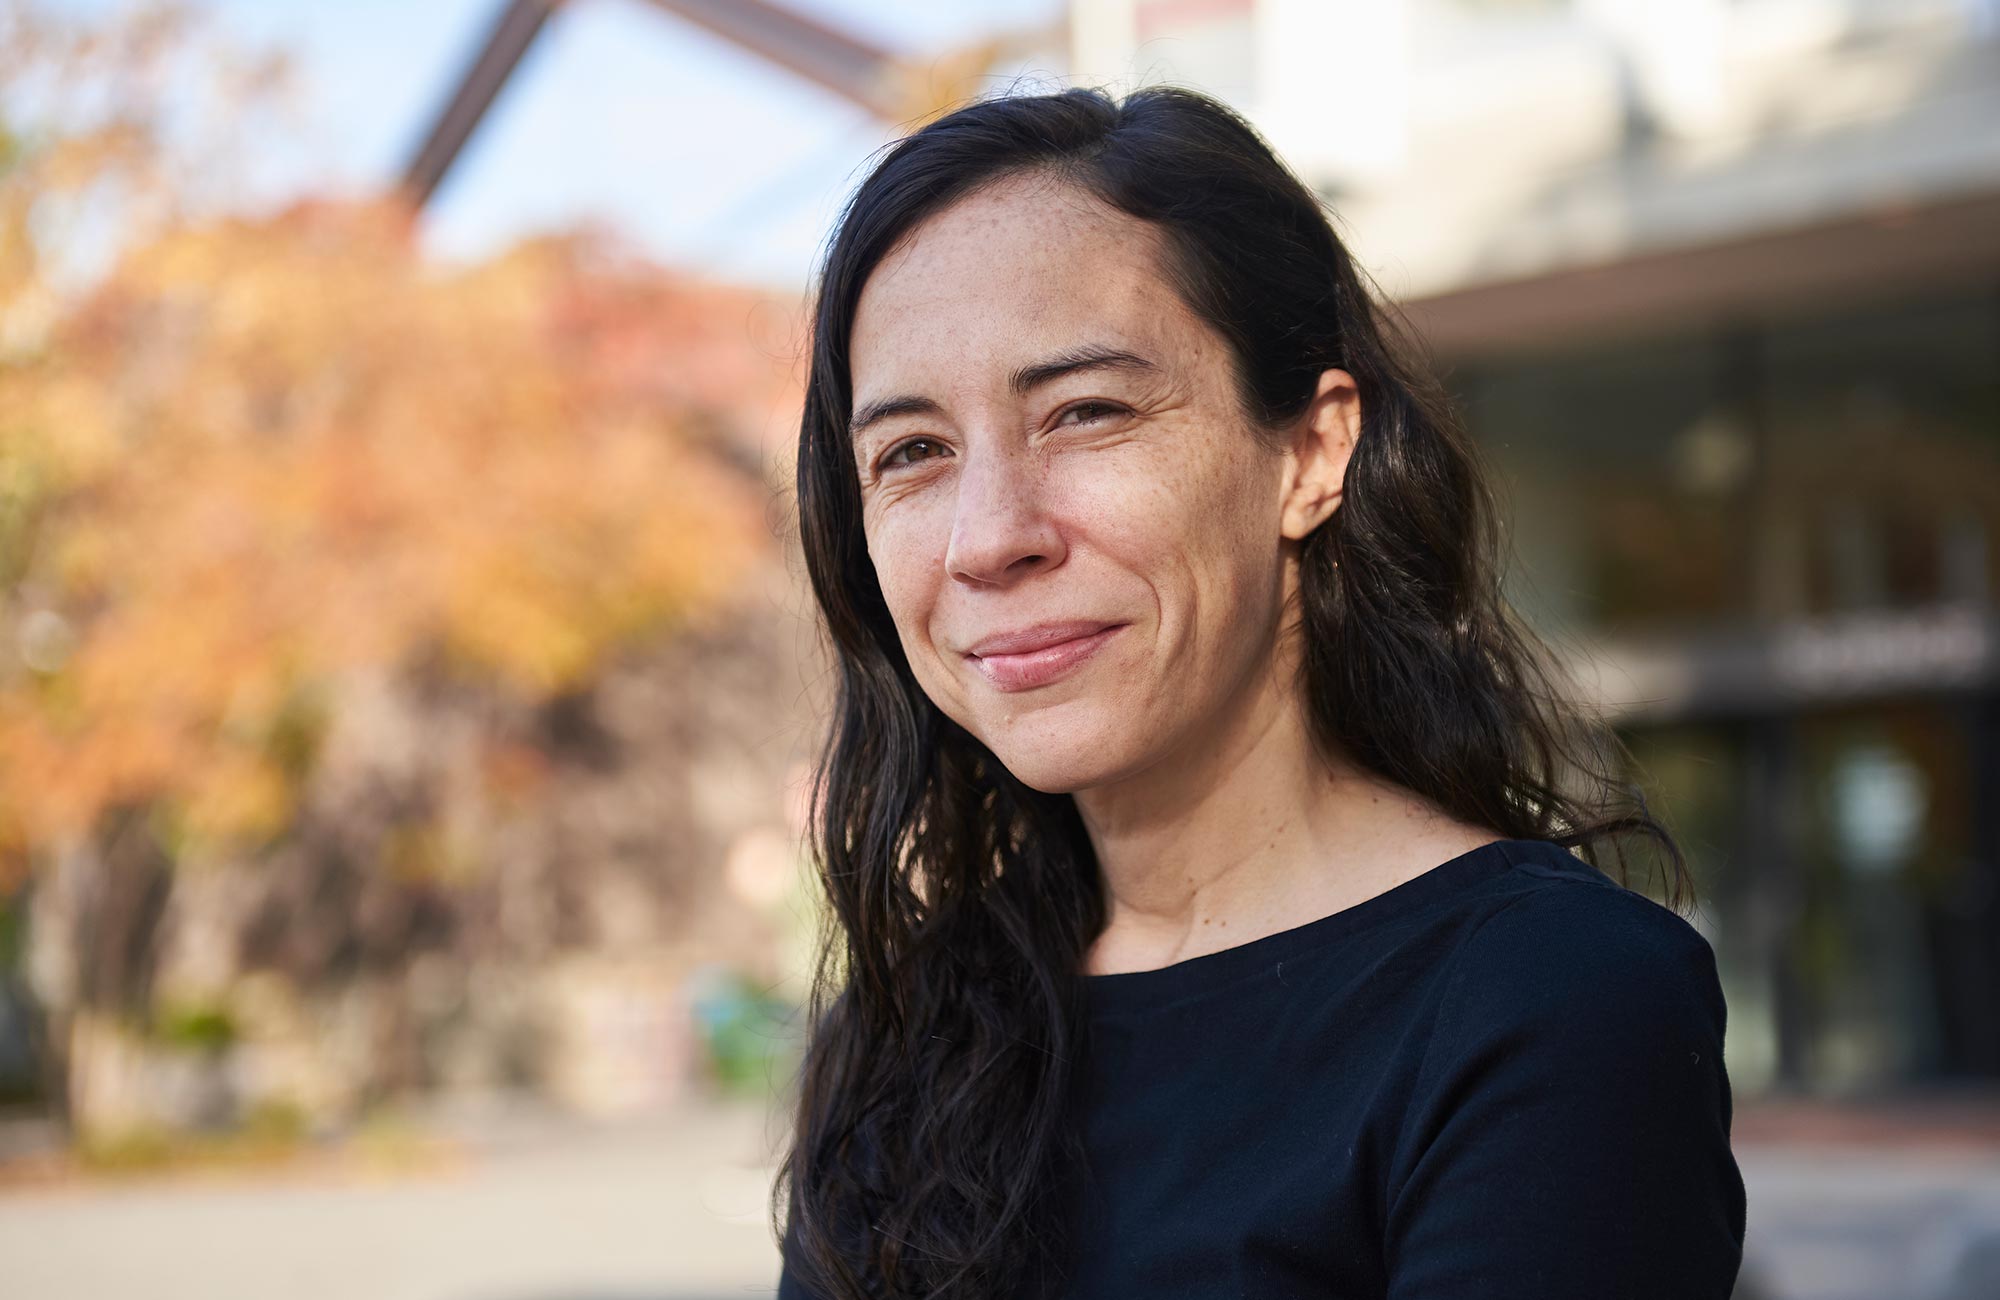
[1382,882,1748,1299]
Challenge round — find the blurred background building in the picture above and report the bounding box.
[1077,0,2000,1104]
[0,1,1996,1298]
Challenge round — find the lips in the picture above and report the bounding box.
[963,621,1126,692]
[965,620,1123,658]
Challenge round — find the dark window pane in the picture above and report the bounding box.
[1457,332,1752,636]
[1764,293,2000,615]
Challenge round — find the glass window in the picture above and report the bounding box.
[1790,701,1971,1090]
[1763,292,2000,615]
[1453,331,1755,638]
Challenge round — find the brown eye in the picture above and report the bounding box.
[881,437,946,470]
[1060,401,1126,425]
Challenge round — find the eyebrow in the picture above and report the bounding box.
[849,344,1161,445]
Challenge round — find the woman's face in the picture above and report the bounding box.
[847,171,1343,794]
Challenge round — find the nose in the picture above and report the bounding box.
[944,438,1066,586]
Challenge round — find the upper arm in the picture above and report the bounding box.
[1383,885,1747,1299]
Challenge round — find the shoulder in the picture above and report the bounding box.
[1431,842,1727,1063]
[1476,840,1719,981]
[1384,843,1748,1294]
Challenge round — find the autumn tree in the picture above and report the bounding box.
[0,0,804,1140]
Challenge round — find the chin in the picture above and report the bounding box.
[977,712,1135,794]
[996,755,1109,795]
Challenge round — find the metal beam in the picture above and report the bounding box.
[399,0,566,210]
[635,0,902,120]
[397,0,911,214]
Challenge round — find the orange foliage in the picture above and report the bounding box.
[0,190,779,876]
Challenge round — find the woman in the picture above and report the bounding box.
[773,84,1747,1300]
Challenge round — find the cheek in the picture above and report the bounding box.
[1069,438,1274,594]
[865,510,946,638]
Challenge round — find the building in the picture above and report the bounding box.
[1073,0,2000,1098]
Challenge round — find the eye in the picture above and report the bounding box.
[1059,400,1127,426]
[879,436,948,471]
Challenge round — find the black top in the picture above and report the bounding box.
[777,837,1748,1298]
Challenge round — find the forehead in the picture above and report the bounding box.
[848,174,1197,389]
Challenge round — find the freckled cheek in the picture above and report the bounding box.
[1066,457,1205,580]
[866,515,951,652]
[1087,451,1273,644]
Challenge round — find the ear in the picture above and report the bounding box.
[1280,368,1360,541]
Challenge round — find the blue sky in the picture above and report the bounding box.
[44,0,1068,292]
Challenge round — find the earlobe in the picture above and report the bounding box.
[1280,368,1360,540]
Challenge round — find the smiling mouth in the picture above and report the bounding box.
[965,624,1126,693]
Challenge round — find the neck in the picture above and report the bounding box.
[1072,636,1488,977]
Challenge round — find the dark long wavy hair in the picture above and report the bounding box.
[773,83,1691,1300]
